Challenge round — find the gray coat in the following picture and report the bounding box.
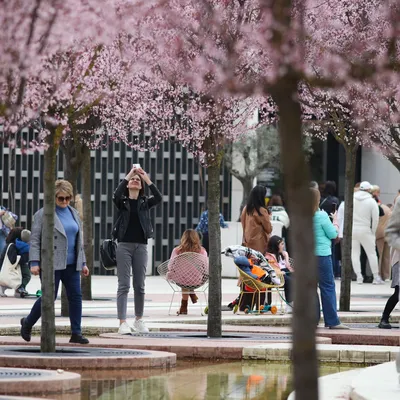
[29,206,86,271]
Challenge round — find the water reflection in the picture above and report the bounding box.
[79,361,353,400]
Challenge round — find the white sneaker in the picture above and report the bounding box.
[285,302,293,314]
[357,276,363,284]
[133,318,149,334]
[118,322,132,335]
[0,286,7,297]
[373,276,384,285]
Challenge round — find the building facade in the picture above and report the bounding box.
[0,133,232,275]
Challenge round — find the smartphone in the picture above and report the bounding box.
[332,203,337,212]
[132,163,141,169]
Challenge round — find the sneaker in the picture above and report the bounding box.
[118,321,132,335]
[378,319,392,329]
[329,323,350,330]
[373,276,384,285]
[69,334,89,344]
[285,302,293,314]
[20,317,32,342]
[356,276,363,285]
[0,286,7,297]
[133,318,149,334]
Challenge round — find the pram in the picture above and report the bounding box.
[222,245,285,314]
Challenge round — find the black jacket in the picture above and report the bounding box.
[112,179,162,241]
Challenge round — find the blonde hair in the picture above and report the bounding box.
[177,229,202,254]
[55,179,73,197]
[371,185,380,195]
[311,188,321,214]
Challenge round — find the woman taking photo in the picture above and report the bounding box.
[113,165,162,335]
[311,188,348,329]
[20,180,89,344]
[241,185,272,254]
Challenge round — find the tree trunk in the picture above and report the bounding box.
[206,161,222,338]
[339,144,358,311]
[237,176,254,219]
[271,80,318,400]
[81,146,93,300]
[41,127,62,353]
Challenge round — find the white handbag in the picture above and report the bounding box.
[0,244,22,289]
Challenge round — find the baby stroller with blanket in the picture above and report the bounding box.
[223,245,284,314]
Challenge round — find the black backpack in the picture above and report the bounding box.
[100,239,117,271]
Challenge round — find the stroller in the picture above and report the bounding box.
[223,245,284,314]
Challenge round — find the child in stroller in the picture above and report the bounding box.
[223,245,281,312]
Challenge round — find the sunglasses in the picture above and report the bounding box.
[56,196,71,202]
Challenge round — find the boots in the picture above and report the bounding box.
[189,294,198,304]
[378,317,392,329]
[177,299,188,315]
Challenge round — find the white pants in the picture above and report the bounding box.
[351,229,379,278]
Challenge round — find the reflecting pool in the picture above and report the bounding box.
[79,361,354,400]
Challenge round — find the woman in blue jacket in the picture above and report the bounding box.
[312,188,348,329]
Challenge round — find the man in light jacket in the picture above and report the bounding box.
[351,181,383,284]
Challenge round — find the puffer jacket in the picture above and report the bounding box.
[112,179,162,241]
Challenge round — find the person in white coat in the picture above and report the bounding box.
[351,181,383,284]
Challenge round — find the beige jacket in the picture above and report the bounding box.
[385,198,400,269]
[376,204,391,240]
[241,206,272,254]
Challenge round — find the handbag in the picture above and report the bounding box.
[0,244,22,289]
[100,239,117,271]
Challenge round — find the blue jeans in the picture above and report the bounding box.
[317,256,340,327]
[26,264,82,334]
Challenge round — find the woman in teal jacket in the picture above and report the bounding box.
[312,189,348,329]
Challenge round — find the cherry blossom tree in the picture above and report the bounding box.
[130,1,400,399]
[0,1,129,353]
[101,66,259,336]
[301,84,377,310]
[225,124,313,214]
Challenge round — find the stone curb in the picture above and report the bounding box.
[242,343,400,365]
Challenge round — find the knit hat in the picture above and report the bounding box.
[21,229,31,243]
[359,181,372,191]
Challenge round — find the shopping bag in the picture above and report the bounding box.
[0,244,22,289]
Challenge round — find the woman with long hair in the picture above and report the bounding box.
[168,229,208,315]
[266,235,294,313]
[113,166,162,334]
[241,185,272,254]
[312,188,348,329]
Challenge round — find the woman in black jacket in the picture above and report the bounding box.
[113,166,162,335]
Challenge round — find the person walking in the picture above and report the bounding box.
[311,188,348,329]
[195,207,228,254]
[241,185,272,254]
[378,197,400,329]
[351,181,384,284]
[113,165,162,335]
[20,180,90,344]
